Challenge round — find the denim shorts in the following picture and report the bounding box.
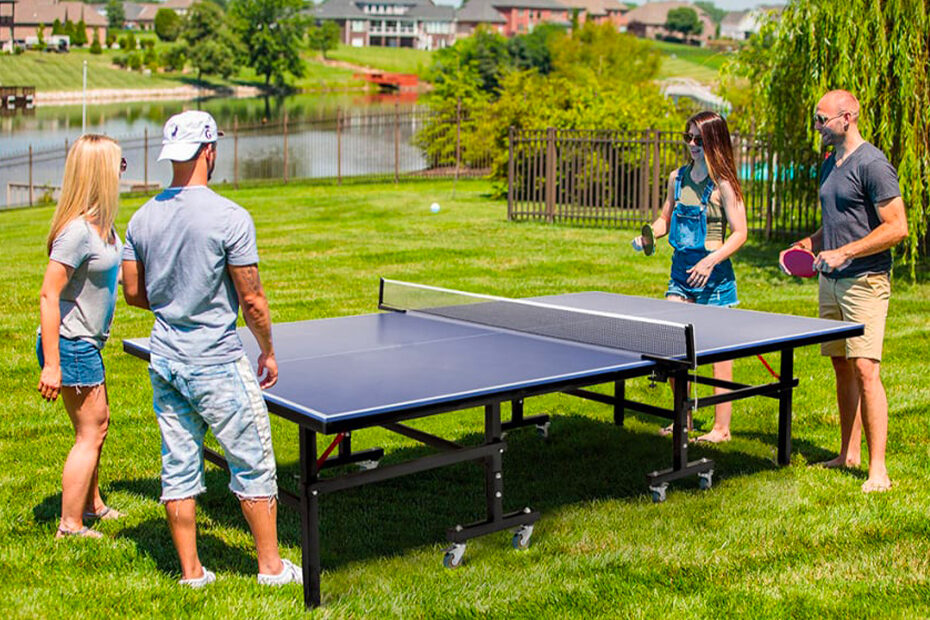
[36,333,105,387]
[148,354,278,502]
[666,249,739,307]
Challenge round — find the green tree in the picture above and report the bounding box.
[160,44,187,72]
[155,8,182,41]
[106,0,125,30]
[35,24,45,50]
[665,7,703,38]
[507,23,562,75]
[90,29,103,54]
[73,18,87,46]
[695,1,726,28]
[181,1,242,81]
[429,26,510,95]
[726,0,929,272]
[307,21,339,59]
[63,17,75,42]
[229,0,307,89]
[51,18,63,36]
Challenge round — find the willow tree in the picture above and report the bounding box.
[727,0,929,275]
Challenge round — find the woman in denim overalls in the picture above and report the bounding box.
[633,111,748,443]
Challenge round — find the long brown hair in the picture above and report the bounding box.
[47,134,121,255]
[687,111,744,204]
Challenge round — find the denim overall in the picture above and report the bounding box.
[666,166,738,306]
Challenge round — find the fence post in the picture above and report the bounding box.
[337,109,343,186]
[651,129,661,219]
[545,126,556,223]
[283,109,289,185]
[507,126,514,220]
[765,147,775,240]
[144,127,148,190]
[394,102,399,184]
[28,145,33,207]
[455,97,462,179]
[233,116,239,190]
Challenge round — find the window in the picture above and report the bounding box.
[351,20,366,32]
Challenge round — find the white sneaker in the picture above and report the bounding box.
[257,558,303,586]
[179,568,216,588]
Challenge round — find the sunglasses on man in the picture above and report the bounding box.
[681,133,703,148]
[813,111,846,126]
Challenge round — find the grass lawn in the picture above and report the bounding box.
[2,179,929,617]
[0,48,180,92]
[650,40,731,84]
[324,44,435,76]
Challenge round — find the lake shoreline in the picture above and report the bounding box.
[35,84,263,106]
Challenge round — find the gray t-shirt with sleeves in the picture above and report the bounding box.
[123,186,260,364]
[819,142,902,278]
[48,218,123,349]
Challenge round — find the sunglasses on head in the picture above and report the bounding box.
[120,157,127,173]
[682,132,703,147]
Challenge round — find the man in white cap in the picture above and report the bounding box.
[121,110,301,587]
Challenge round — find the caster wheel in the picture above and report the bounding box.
[511,524,534,550]
[649,484,668,503]
[698,470,714,490]
[358,459,379,471]
[536,422,551,439]
[442,543,466,569]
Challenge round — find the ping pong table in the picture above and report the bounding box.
[123,279,863,608]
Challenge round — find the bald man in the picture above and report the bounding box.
[781,90,908,492]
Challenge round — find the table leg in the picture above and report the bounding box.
[299,427,322,608]
[778,348,794,466]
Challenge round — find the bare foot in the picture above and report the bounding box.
[816,455,861,469]
[695,430,731,443]
[658,424,674,437]
[862,477,892,493]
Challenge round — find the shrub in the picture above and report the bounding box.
[128,51,143,71]
[160,44,186,72]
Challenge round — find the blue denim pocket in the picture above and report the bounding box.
[669,203,707,251]
[36,333,105,386]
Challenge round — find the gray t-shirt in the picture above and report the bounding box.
[122,186,260,364]
[47,218,122,349]
[819,142,901,278]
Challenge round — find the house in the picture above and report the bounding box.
[720,5,781,40]
[311,0,457,50]
[0,0,108,46]
[624,1,714,45]
[556,0,628,29]
[311,0,571,49]
[460,0,570,37]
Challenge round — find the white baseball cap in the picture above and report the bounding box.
[157,110,224,162]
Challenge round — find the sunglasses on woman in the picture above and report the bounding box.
[682,133,703,147]
[120,158,127,173]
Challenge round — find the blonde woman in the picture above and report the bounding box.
[38,134,125,538]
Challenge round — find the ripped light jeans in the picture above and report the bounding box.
[148,354,278,502]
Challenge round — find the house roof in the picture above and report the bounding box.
[558,0,627,17]
[455,0,506,23]
[161,0,194,10]
[409,3,455,18]
[490,0,567,9]
[13,0,108,26]
[624,1,708,26]
[720,9,747,26]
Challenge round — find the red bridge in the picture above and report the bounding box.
[354,72,419,91]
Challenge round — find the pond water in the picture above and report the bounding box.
[0,92,426,208]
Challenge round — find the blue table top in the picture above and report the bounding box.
[124,292,861,429]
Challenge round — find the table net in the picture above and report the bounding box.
[379,279,694,362]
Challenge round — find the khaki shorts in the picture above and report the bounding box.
[819,273,890,360]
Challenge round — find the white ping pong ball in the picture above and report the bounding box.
[430,203,441,213]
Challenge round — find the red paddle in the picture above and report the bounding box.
[780,247,817,278]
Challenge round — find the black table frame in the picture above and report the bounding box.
[124,323,861,609]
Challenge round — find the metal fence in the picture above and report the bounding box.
[0,106,493,210]
[507,127,822,239]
